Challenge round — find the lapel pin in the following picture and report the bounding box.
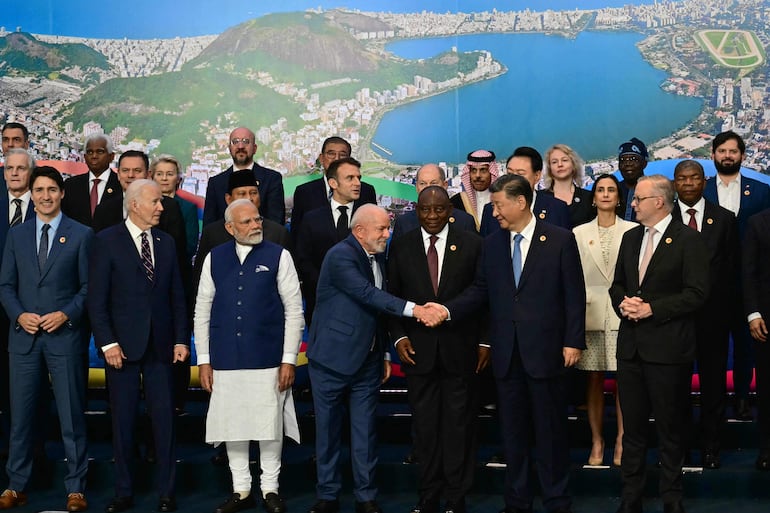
[449,216,455,223]
[540,235,546,242]
[574,197,581,203]
[156,237,161,241]
[59,236,66,243]
[538,212,546,219]
[256,180,260,186]
[107,188,113,194]
[589,239,594,245]
[449,244,457,251]
[744,189,751,196]
[707,218,714,225]
[665,237,672,244]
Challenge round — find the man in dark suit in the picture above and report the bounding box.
[673,160,738,469]
[479,147,571,236]
[195,170,290,286]
[0,167,92,512]
[616,138,648,222]
[306,204,440,513]
[0,148,37,455]
[610,175,709,513]
[61,133,122,228]
[296,157,368,324]
[203,127,285,226]
[449,149,498,231]
[1,123,30,172]
[442,173,585,513]
[391,164,476,240]
[703,130,770,421]
[742,206,770,470]
[388,186,487,513]
[290,136,376,241]
[88,179,189,513]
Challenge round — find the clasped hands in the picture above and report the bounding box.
[618,295,652,322]
[18,311,68,335]
[413,302,448,327]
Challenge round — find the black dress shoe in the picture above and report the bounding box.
[615,500,642,513]
[703,451,721,469]
[756,451,770,471]
[410,499,439,513]
[735,398,753,421]
[663,500,685,513]
[215,493,256,513]
[263,492,286,513]
[355,500,382,513]
[158,496,177,512]
[444,498,466,513]
[308,499,340,513]
[105,496,134,513]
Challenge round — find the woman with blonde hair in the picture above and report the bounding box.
[542,144,594,227]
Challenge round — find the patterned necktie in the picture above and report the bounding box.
[427,235,439,295]
[140,232,154,282]
[336,205,349,240]
[686,208,698,231]
[10,199,22,227]
[512,233,523,287]
[38,224,50,272]
[90,178,101,216]
[638,227,657,283]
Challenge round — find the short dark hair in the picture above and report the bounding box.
[712,130,745,154]
[326,156,361,181]
[321,136,351,155]
[673,159,705,178]
[591,173,624,217]
[1,122,29,141]
[30,166,64,191]
[507,146,543,172]
[489,173,533,207]
[118,150,149,170]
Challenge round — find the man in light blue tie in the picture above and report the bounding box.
[442,173,586,513]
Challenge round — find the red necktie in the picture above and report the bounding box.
[686,208,698,231]
[427,235,439,295]
[90,178,101,216]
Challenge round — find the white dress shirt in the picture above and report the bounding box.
[421,224,449,281]
[6,190,31,224]
[509,214,537,265]
[677,197,705,232]
[716,173,741,215]
[90,169,112,203]
[638,214,673,266]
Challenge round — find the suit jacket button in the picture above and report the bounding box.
[636,290,642,295]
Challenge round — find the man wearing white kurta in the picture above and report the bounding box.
[194,199,304,513]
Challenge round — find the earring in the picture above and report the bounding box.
[591,203,596,207]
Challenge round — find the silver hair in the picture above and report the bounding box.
[84,133,114,153]
[415,163,446,183]
[638,174,675,211]
[4,148,35,169]
[350,203,388,230]
[124,179,159,212]
[224,198,257,223]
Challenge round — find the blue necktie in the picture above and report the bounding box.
[38,224,50,272]
[512,233,523,287]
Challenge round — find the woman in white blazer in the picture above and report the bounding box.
[573,174,636,466]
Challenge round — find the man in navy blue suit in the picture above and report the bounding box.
[479,147,571,236]
[391,164,476,241]
[203,127,285,226]
[0,167,92,512]
[703,130,770,422]
[306,204,442,513]
[443,174,585,513]
[88,179,189,513]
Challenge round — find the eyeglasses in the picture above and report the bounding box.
[85,148,108,156]
[324,150,349,159]
[230,138,252,146]
[631,195,661,203]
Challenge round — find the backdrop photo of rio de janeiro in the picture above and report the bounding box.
[1,0,769,205]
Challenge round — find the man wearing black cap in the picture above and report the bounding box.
[617,138,649,222]
[194,170,290,289]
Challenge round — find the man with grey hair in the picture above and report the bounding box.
[88,179,189,513]
[391,164,476,240]
[195,198,303,513]
[62,133,122,227]
[610,174,709,513]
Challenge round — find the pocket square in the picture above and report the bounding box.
[255,265,270,273]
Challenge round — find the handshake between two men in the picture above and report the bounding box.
[413,302,449,328]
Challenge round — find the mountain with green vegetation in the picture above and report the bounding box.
[62,11,492,162]
[0,32,109,82]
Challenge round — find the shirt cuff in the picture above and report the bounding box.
[479,343,490,348]
[403,301,415,317]
[282,352,298,365]
[394,336,408,347]
[748,312,762,323]
[101,342,118,352]
[197,354,210,365]
[384,352,391,362]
